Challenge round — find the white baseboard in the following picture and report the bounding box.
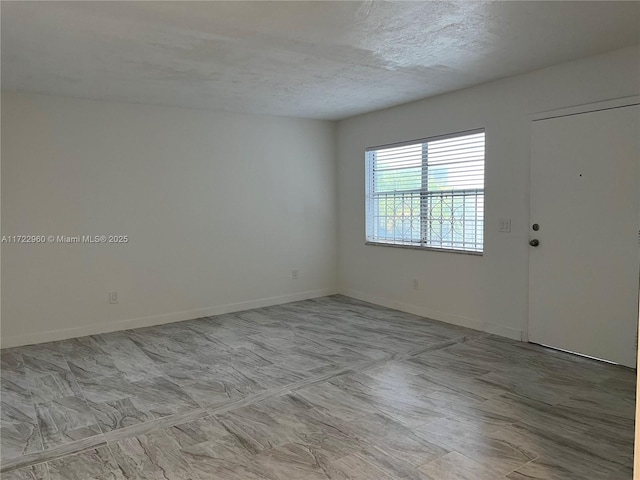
[0,288,338,348]
[1,287,522,348]
[484,322,524,341]
[340,288,523,341]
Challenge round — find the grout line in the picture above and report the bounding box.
[0,433,107,473]
[502,455,539,477]
[102,407,211,444]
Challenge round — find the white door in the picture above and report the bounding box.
[528,103,640,368]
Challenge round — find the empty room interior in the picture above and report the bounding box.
[1,1,640,479]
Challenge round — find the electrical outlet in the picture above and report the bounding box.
[412,279,419,290]
[109,292,118,304]
[292,269,299,280]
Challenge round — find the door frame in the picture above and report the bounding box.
[524,95,640,344]
[530,95,640,122]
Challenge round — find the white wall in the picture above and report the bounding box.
[3,46,639,349]
[1,93,337,347]
[336,45,640,340]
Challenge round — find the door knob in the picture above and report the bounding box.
[529,239,540,247]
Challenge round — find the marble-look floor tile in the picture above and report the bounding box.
[295,382,377,423]
[216,405,304,454]
[129,376,200,418]
[178,420,275,479]
[431,397,520,431]
[476,370,567,406]
[124,332,195,366]
[254,442,341,480]
[598,371,636,400]
[1,295,635,479]
[610,465,634,480]
[235,309,283,326]
[0,432,107,473]
[75,374,140,404]
[274,351,335,373]
[162,415,227,448]
[225,347,274,370]
[321,335,405,360]
[292,425,362,463]
[556,388,635,419]
[156,360,221,385]
[418,451,504,480]
[211,365,267,397]
[412,417,534,475]
[46,447,123,480]
[411,362,507,401]
[55,336,107,357]
[183,449,277,480]
[244,364,309,389]
[551,400,634,434]
[490,421,630,476]
[180,432,255,466]
[340,444,427,479]
[253,393,317,417]
[346,411,448,467]
[1,374,37,425]
[86,397,152,433]
[505,454,621,480]
[65,354,120,381]
[180,379,239,408]
[1,462,50,480]
[560,424,633,470]
[34,396,102,449]
[1,351,25,374]
[93,333,164,382]
[157,361,259,409]
[27,372,83,403]
[108,430,198,480]
[21,351,68,378]
[329,453,398,480]
[398,368,489,410]
[328,372,443,428]
[476,393,590,438]
[100,407,210,444]
[572,423,634,461]
[0,422,43,461]
[182,321,234,347]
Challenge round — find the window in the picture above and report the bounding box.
[365,129,485,253]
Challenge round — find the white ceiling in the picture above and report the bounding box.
[2,1,638,120]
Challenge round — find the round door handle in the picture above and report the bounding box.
[529,239,540,247]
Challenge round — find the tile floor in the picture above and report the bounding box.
[0,295,635,479]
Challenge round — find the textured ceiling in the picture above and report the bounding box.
[2,1,639,120]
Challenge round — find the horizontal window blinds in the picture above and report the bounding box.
[365,130,485,253]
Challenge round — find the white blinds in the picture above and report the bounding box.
[365,130,485,253]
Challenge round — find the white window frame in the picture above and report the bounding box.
[365,128,485,255]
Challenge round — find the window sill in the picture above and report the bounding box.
[365,241,483,256]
